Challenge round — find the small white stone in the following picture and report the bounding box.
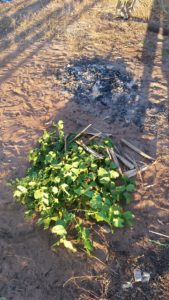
[122,282,133,289]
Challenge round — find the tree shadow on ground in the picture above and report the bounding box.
[0,0,101,84]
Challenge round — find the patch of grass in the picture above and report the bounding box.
[13,121,135,254]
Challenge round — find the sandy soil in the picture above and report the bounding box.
[0,0,169,299]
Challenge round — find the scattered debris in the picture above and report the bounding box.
[122,269,151,289]
[122,282,133,289]
[134,269,150,283]
[70,124,154,178]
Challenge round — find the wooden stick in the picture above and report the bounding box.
[124,165,148,178]
[106,147,112,159]
[72,124,92,142]
[115,153,135,170]
[149,230,169,239]
[123,152,136,165]
[76,140,103,159]
[88,126,112,137]
[109,148,122,175]
[63,275,101,287]
[124,169,137,178]
[121,139,155,161]
[64,134,68,154]
[87,132,102,142]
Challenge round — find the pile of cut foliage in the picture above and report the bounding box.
[13,121,135,254]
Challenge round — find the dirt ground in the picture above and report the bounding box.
[0,0,169,299]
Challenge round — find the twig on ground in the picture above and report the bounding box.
[71,124,92,142]
[124,165,148,178]
[74,281,98,299]
[115,152,135,170]
[89,126,112,137]
[149,230,169,239]
[106,147,112,159]
[133,158,144,186]
[89,253,107,266]
[109,148,122,175]
[87,132,102,143]
[121,139,155,161]
[63,275,101,287]
[123,152,136,165]
[76,140,103,159]
[64,134,68,154]
[149,239,169,248]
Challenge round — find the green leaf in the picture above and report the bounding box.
[64,164,72,171]
[126,184,135,192]
[62,239,77,252]
[77,225,93,254]
[28,181,36,187]
[103,138,114,147]
[34,189,43,199]
[99,176,110,184]
[52,186,59,194]
[42,195,49,206]
[113,217,124,228]
[43,217,52,229]
[45,151,56,163]
[51,225,67,236]
[123,192,132,204]
[74,187,85,195]
[13,190,22,198]
[123,211,134,226]
[60,183,69,195]
[84,190,94,198]
[71,168,80,176]
[98,167,108,177]
[110,170,119,179]
[57,120,64,130]
[17,185,28,194]
[94,211,109,224]
[90,194,102,210]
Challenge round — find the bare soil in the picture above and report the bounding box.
[0,0,169,299]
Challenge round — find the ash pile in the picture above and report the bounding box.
[56,59,142,128]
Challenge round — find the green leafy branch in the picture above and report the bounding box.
[13,120,135,254]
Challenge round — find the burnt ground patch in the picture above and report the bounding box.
[56,57,166,132]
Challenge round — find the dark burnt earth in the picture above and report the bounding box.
[56,58,165,131]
